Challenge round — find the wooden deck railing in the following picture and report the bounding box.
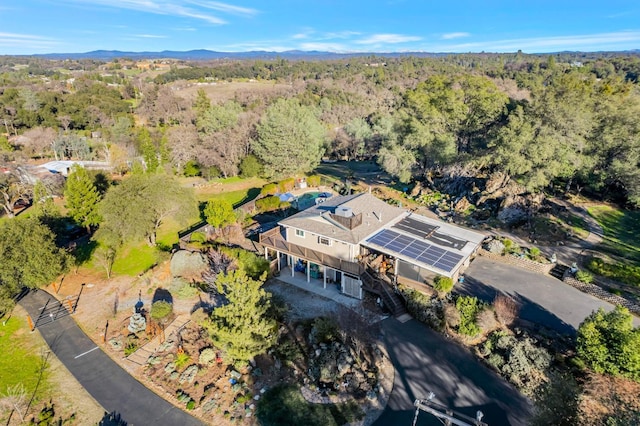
[259,226,363,276]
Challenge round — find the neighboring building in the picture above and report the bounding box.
[39,160,112,176]
[259,192,485,304]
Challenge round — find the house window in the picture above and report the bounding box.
[318,237,332,246]
[295,229,305,238]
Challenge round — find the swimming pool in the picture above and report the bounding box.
[295,191,332,210]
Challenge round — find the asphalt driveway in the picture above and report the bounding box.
[462,257,639,335]
[374,317,532,426]
[19,289,204,426]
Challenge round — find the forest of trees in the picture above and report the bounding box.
[1,52,639,205]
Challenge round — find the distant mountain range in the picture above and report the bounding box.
[15,48,640,61]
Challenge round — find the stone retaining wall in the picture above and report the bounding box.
[478,249,555,274]
[563,275,640,315]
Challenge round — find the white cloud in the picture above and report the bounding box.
[299,42,349,52]
[184,0,258,16]
[0,32,59,49]
[355,33,421,44]
[441,32,470,40]
[431,31,640,52]
[66,0,260,25]
[134,34,168,38]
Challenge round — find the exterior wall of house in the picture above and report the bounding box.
[284,226,354,261]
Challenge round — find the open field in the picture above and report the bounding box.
[587,205,640,263]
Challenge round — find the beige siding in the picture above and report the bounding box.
[285,227,355,261]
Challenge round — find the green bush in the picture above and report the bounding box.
[239,154,263,177]
[277,178,295,193]
[260,183,278,196]
[124,338,139,356]
[202,165,222,180]
[219,246,269,279]
[183,160,201,177]
[150,300,173,321]
[455,296,481,336]
[575,270,594,284]
[255,195,283,212]
[306,175,322,187]
[175,352,191,370]
[577,306,640,381]
[502,238,520,255]
[433,275,454,294]
[528,247,541,260]
[186,399,196,410]
[398,286,444,330]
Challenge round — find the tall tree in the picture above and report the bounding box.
[64,165,101,232]
[206,270,277,367]
[0,218,68,314]
[99,173,198,246]
[253,98,326,178]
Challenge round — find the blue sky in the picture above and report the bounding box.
[1,0,639,55]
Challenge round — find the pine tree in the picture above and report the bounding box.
[64,164,101,233]
[208,271,277,367]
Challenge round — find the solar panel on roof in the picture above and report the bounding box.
[365,228,464,274]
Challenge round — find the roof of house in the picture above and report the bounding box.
[278,192,407,244]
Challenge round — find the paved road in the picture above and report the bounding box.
[19,289,204,426]
[374,318,532,426]
[463,257,640,335]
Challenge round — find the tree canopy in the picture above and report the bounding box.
[206,270,277,367]
[0,218,68,314]
[577,306,640,381]
[253,98,326,178]
[204,198,236,230]
[64,164,101,232]
[98,173,198,246]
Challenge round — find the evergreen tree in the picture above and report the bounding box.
[207,271,277,367]
[64,164,101,232]
[253,98,326,178]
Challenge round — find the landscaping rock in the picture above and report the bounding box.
[485,239,505,254]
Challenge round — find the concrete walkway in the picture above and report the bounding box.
[19,290,204,426]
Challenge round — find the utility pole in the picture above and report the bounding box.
[412,393,488,426]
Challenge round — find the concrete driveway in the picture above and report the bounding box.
[374,318,532,426]
[19,290,204,426]
[462,257,639,335]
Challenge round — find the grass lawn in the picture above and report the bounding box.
[0,312,50,399]
[198,187,261,208]
[587,205,640,263]
[111,241,160,276]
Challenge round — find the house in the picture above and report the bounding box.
[259,192,485,306]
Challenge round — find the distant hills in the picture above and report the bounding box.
[13,48,640,61]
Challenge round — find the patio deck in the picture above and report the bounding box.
[272,266,362,309]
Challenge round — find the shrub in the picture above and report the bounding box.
[306,175,321,187]
[260,183,278,196]
[277,178,295,193]
[175,352,191,370]
[150,300,173,321]
[219,246,269,279]
[239,154,263,178]
[255,195,282,212]
[124,338,139,356]
[577,306,640,381]
[575,270,594,284]
[455,296,481,336]
[186,400,196,410]
[477,309,499,332]
[433,275,454,294]
[310,317,339,344]
[444,304,460,328]
[398,286,444,330]
[183,160,201,177]
[169,278,200,299]
[199,348,216,365]
[202,165,221,180]
[528,247,541,260]
[586,257,640,287]
[493,294,519,326]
